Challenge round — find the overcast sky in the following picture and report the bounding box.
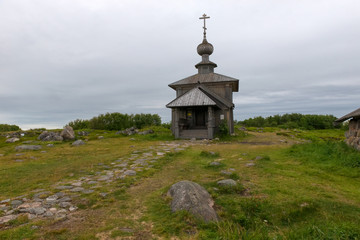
[1,0,360,129]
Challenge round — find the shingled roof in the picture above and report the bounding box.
[169,73,239,92]
[335,107,360,122]
[166,84,233,109]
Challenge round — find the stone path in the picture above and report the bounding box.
[0,141,196,226]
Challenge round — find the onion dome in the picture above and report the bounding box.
[197,39,214,56]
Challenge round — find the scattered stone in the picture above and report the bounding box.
[69,206,78,212]
[77,131,89,136]
[58,197,71,202]
[6,137,20,143]
[15,159,24,162]
[138,129,154,135]
[254,156,263,160]
[60,126,75,140]
[116,127,138,136]
[41,151,47,153]
[0,215,17,224]
[98,175,111,181]
[87,181,98,185]
[82,189,94,194]
[220,170,232,175]
[217,179,237,187]
[46,195,58,203]
[47,144,54,147]
[15,153,24,156]
[190,138,196,142]
[15,145,42,151]
[246,163,255,167]
[123,170,136,176]
[98,136,104,139]
[33,191,51,199]
[72,140,85,146]
[33,207,46,215]
[38,131,63,141]
[11,200,23,206]
[0,199,10,204]
[70,187,85,192]
[22,141,33,144]
[55,192,65,198]
[157,152,165,156]
[59,202,72,208]
[44,211,54,217]
[167,180,218,222]
[209,162,221,166]
[99,193,108,198]
[55,185,73,190]
[0,154,4,157]
[72,182,82,187]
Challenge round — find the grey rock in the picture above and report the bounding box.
[6,137,20,143]
[38,131,63,141]
[209,162,221,166]
[15,159,24,162]
[77,131,89,136]
[99,193,108,198]
[58,197,71,202]
[70,187,84,192]
[11,200,23,206]
[46,195,58,203]
[254,156,263,160]
[138,129,154,135]
[220,170,232,175]
[0,215,17,224]
[59,202,72,208]
[15,153,24,156]
[69,206,78,212]
[33,207,46,215]
[72,140,85,146]
[55,185,73,190]
[217,179,237,187]
[82,189,94,194]
[0,154,4,157]
[98,175,111,181]
[246,163,255,167]
[60,126,75,140]
[55,192,65,198]
[167,180,218,222]
[87,181,98,185]
[15,145,42,151]
[44,211,54,217]
[98,136,104,139]
[124,170,136,176]
[47,144,54,147]
[33,191,51,199]
[0,199,10,204]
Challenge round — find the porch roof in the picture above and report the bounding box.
[166,87,216,108]
[335,107,360,122]
[166,84,234,109]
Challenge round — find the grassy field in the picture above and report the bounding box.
[1,127,360,239]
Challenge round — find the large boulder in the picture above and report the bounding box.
[38,131,63,141]
[167,180,218,222]
[60,126,75,140]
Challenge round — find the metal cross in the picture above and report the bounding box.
[199,14,210,39]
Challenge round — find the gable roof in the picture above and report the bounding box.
[166,87,216,108]
[169,73,239,92]
[166,84,234,109]
[335,107,360,122]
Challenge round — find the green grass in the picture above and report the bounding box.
[1,128,360,239]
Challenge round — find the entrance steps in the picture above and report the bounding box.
[179,129,208,139]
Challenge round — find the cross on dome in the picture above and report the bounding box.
[199,14,210,39]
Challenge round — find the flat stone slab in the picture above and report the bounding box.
[15,145,42,151]
[217,179,237,187]
[123,170,136,176]
[70,187,84,192]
